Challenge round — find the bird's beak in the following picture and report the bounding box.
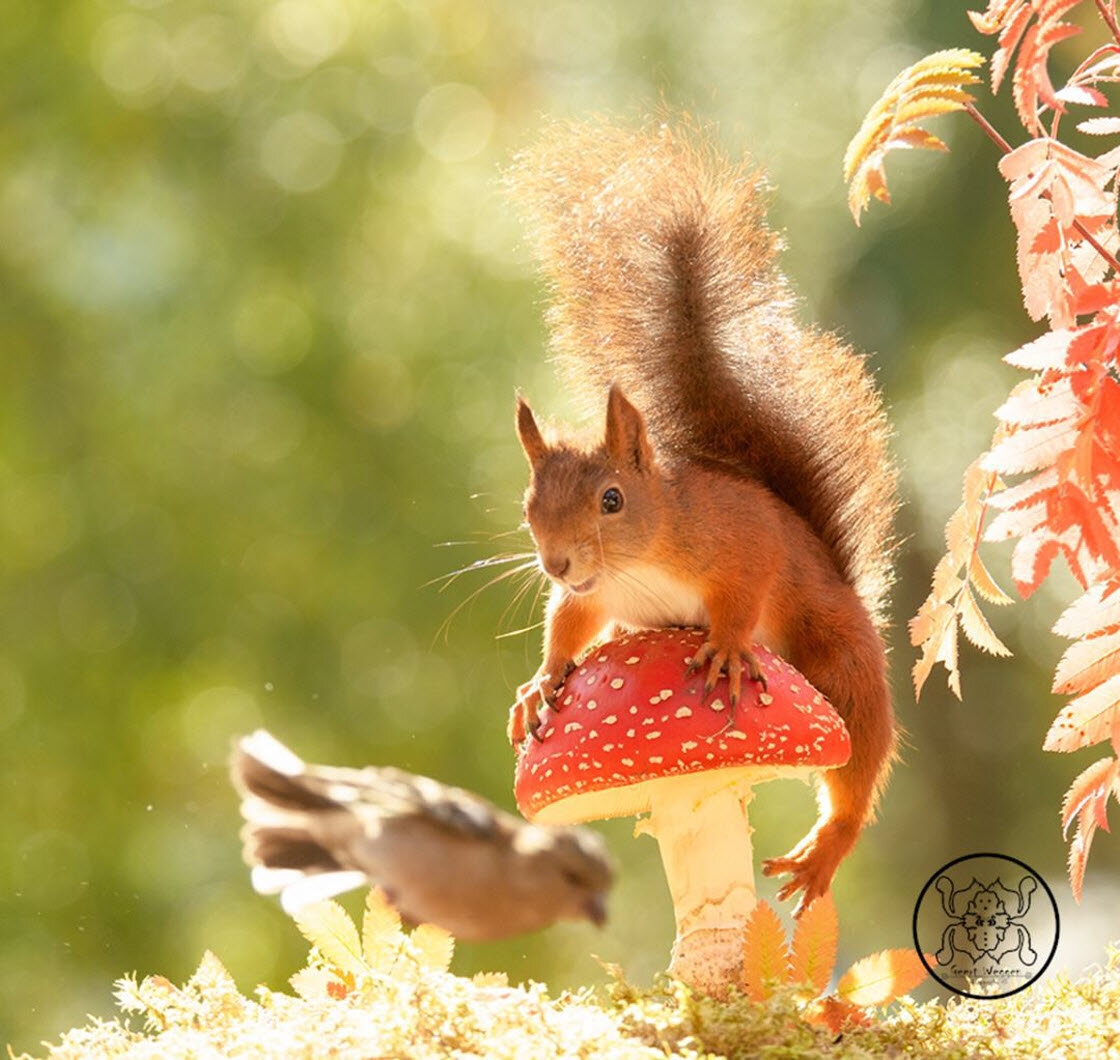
[584,891,608,927]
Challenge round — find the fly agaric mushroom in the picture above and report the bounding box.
[513,627,850,995]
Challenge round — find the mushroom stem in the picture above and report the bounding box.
[636,773,758,996]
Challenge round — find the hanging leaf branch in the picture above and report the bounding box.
[847,0,1120,899]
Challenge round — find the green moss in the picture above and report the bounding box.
[18,943,1120,1060]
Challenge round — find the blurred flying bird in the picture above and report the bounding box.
[230,729,612,940]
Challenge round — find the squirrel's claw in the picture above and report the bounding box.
[763,819,857,917]
[690,639,767,706]
[508,662,574,747]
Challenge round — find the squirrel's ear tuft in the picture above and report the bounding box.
[516,395,548,468]
[605,385,653,472]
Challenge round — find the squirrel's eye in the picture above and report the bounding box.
[600,487,624,514]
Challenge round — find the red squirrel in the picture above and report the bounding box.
[503,118,899,914]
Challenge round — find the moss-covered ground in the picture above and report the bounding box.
[18,937,1120,1060]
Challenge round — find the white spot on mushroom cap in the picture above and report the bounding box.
[610,678,624,689]
[649,756,664,764]
[710,698,726,712]
[645,731,661,740]
[621,757,634,767]
[675,706,693,718]
[603,714,617,724]
[564,722,583,734]
[625,656,640,664]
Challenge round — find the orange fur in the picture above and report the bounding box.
[505,118,899,915]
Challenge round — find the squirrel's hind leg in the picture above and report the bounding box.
[761,621,896,915]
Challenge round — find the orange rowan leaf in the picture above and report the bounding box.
[1054,84,1107,107]
[1012,522,1084,595]
[1061,754,1119,835]
[789,891,838,994]
[987,469,1057,515]
[958,584,1013,655]
[995,376,1079,427]
[998,138,1119,327]
[1064,755,1120,900]
[984,418,1080,475]
[741,900,791,1001]
[1069,817,1093,900]
[1053,581,1120,639]
[835,949,929,1008]
[969,0,1027,37]
[1003,326,1079,370]
[845,50,985,223]
[1044,673,1120,750]
[1052,628,1120,693]
[970,552,1015,604]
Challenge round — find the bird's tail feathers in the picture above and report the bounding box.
[231,730,338,813]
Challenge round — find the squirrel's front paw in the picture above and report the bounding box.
[507,661,574,746]
[687,638,767,706]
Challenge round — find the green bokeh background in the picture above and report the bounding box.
[2,0,1117,1049]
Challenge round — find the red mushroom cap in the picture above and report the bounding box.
[514,628,850,825]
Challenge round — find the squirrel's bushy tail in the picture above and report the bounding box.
[506,117,897,627]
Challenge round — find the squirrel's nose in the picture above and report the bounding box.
[542,555,571,579]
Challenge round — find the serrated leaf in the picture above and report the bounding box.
[1044,674,1120,751]
[294,899,367,976]
[845,49,984,223]
[1053,582,1120,639]
[969,553,1014,604]
[836,949,929,1008]
[1003,328,1078,370]
[1061,756,1119,836]
[1068,818,1092,902]
[1053,630,1120,694]
[362,887,402,970]
[741,901,791,1001]
[789,891,838,993]
[410,923,455,972]
[994,376,1079,427]
[958,585,1013,656]
[1077,117,1120,135]
[982,418,1080,475]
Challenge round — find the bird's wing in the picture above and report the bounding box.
[304,764,511,842]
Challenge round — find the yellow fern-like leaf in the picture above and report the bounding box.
[845,49,985,223]
[789,891,838,994]
[294,899,367,976]
[409,922,455,972]
[741,901,792,1001]
[362,887,403,971]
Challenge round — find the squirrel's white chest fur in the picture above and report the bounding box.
[596,563,709,630]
